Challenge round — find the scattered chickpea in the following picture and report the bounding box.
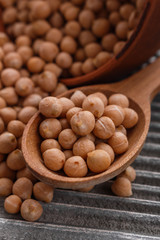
[27,57,45,73]
[3,52,23,69]
[64,156,88,177]
[15,77,34,97]
[43,148,65,171]
[108,132,129,154]
[4,195,22,214]
[93,116,115,139]
[33,182,54,203]
[119,166,136,182]
[39,118,62,139]
[73,137,95,159]
[111,177,132,197]
[0,178,13,197]
[12,177,33,200]
[20,199,43,222]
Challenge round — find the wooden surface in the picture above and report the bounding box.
[22,58,160,189]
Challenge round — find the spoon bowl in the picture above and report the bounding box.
[22,59,160,189]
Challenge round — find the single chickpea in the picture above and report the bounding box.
[70,90,86,107]
[56,52,73,69]
[44,64,62,78]
[136,0,146,11]
[60,36,77,55]
[39,42,59,62]
[0,117,4,134]
[75,48,86,62]
[12,177,33,200]
[79,9,95,29]
[0,97,6,109]
[96,142,115,163]
[33,182,54,203]
[64,156,88,177]
[87,149,111,173]
[66,107,82,122]
[39,97,62,118]
[0,87,18,105]
[0,161,15,180]
[102,34,118,52]
[116,125,127,136]
[11,22,26,38]
[82,96,104,118]
[93,52,112,68]
[128,11,140,30]
[18,106,37,124]
[32,20,51,36]
[33,39,44,55]
[111,177,132,197]
[59,97,75,118]
[64,6,80,21]
[84,43,102,58]
[109,93,129,108]
[18,9,28,22]
[113,41,126,55]
[43,148,65,171]
[108,132,129,154]
[70,62,83,77]
[92,18,110,37]
[23,94,42,108]
[93,116,115,139]
[2,7,17,24]
[70,111,95,136]
[103,105,125,127]
[41,139,61,153]
[47,0,61,12]
[88,92,108,107]
[50,12,64,29]
[27,57,45,73]
[17,46,33,64]
[16,167,37,184]
[82,58,95,74]
[63,150,73,160]
[45,28,63,44]
[7,120,25,138]
[3,42,16,54]
[51,83,68,97]
[85,0,103,12]
[31,1,51,20]
[24,24,36,39]
[73,137,95,159]
[77,185,94,192]
[4,195,22,214]
[39,118,62,139]
[116,21,128,40]
[59,118,70,130]
[78,31,96,47]
[0,132,17,154]
[20,199,43,222]
[0,178,13,197]
[38,71,57,93]
[106,0,120,12]
[60,2,73,14]
[122,108,139,128]
[0,107,17,124]
[120,4,135,21]
[119,166,136,182]
[65,21,81,38]
[1,68,20,87]
[6,149,26,171]
[58,129,78,149]
[3,52,23,69]
[15,35,31,47]
[15,77,34,97]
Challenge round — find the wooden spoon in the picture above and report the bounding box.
[22,58,160,189]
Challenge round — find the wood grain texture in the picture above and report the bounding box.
[22,58,160,189]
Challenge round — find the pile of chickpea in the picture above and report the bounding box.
[0,0,143,222]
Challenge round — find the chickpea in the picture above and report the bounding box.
[38,71,57,93]
[51,83,68,97]
[39,97,62,118]
[96,142,115,163]
[47,0,61,12]
[27,57,45,73]
[120,4,135,21]
[104,105,125,127]
[93,116,115,139]
[60,2,73,14]
[85,0,103,12]
[82,96,104,118]
[94,52,112,68]
[32,20,51,36]
[92,19,110,37]
[109,93,129,108]
[116,21,128,40]
[65,21,81,38]
[0,87,18,105]
[39,118,62,139]
[59,97,75,118]
[12,177,33,200]
[41,139,61,153]
[0,161,15,180]
[0,97,6,109]
[0,107,17,124]
[1,68,20,87]
[20,199,43,222]
[0,32,9,46]
[0,178,13,196]
[50,12,64,29]
[70,111,95,136]
[3,52,23,69]
[88,92,108,107]
[63,150,73,160]
[106,0,121,12]
[15,77,34,97]
[84,43,102,58]
[102,34,118,52]
[33,182,54,203]
[79,9,95,29]
[60,36,77,55]
[16,167,37,184]
[31,1,51,20]
[66,107,82,122]
[17,46,33,64]
[16,35,31,47]
[33,39,44,55]
[24,24,36,39]
[56,52,73,69]
[45,28,63,44]
[136,0,146,11]
[43,148,65,171]
[75,48,86,62]
[128,11,139,30]
[116,125,127,136]
[73,137,95,159]
[4,195,22,214]
[113,41,126,55]
[64,6,80,21]
[0,0,16,8]
[0,117,4,134]
[44,63,62,78]
[87,149,111,173]
[119,166,136,182]
[6,149,26,171]
[20,68,30,77]
[82,58,95,74]
[70,90,86,107]
[18,106,37,124]
[58,129,77,149]
[59,118,70,130]
[85,133,96,143]
[3,42,15,54]
[64,156,88,177]
[7,120,25,138]
[23,94,42,108]
[39,42,59,62]
[70,62,83,77]
[79,31,96,47]
[34,87,48,98]
[2,6,17,24]
[108,132,128,154]
[111,177,132,197]
[122,108,138,128]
